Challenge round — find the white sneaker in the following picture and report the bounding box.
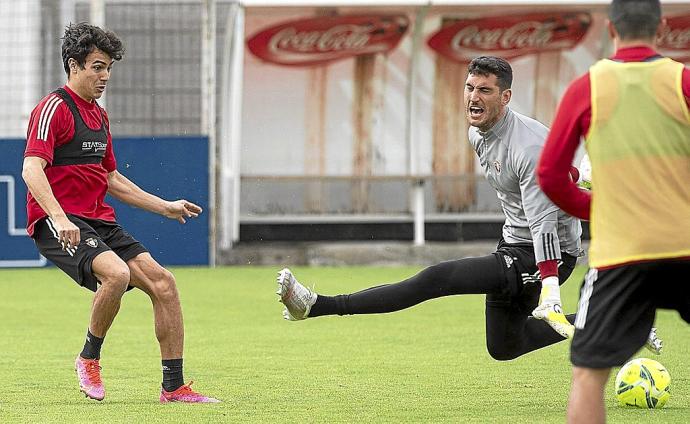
[532,302,575,339]
[644,327,663,355]
[276,268,317,321]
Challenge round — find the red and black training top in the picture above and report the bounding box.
[24,85,117,236]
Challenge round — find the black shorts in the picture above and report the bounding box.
[33,215,148,292]
[488,239,578,314]
[571,260,690,368]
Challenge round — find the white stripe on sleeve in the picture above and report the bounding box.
[36,97,58,139]
[38,96,63,141]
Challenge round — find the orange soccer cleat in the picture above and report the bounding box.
[159,381,220,403]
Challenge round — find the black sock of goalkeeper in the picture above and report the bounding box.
[80,329,104,360]
[162,358,184,392]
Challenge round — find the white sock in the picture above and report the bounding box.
[540,276,561,305]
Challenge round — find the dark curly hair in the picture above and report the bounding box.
[61,22,124,76]
[467,56,513,91]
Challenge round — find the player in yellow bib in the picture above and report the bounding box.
[537,1,690,422]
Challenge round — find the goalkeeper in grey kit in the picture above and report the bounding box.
[276,56,661,360]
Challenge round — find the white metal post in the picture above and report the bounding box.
[22,0,41,126]
[230,5,244,246]
[412,179,425,246]
[406,6,428,246]
[90,0,106,108]
[202,0,217,265]
[219,2,245,250]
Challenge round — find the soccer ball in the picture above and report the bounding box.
[615,358,671,408]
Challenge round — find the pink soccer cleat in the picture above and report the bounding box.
[75,356,105,401]
[160,381,220,403]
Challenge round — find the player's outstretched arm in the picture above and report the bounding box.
[106,170,202,223]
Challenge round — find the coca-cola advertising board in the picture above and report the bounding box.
[247,15,409,67]
[427,12,592,63]
[658,14,690,63]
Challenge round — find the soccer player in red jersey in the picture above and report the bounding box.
[22,23,218,403]
[537,1,690,422]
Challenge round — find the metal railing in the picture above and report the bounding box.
[238,173,503,245]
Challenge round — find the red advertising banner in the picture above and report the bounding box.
[247,15,409,67]
[427,12,592,63]
[658,14,690,63]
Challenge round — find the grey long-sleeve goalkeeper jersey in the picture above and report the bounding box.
[468,107,582,263]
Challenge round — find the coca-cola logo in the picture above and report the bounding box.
[247,15,409,67]
[427,12,592,63]
[658,14,690,50]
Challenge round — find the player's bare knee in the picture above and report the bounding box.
[99,266,130,294]
[151,268,178,302]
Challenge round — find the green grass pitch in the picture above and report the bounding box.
[0,265,687,423]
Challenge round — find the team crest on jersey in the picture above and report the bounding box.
[493,160,501,173]
[85,238,98,248]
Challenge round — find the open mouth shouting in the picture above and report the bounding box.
[468,105,485,119]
